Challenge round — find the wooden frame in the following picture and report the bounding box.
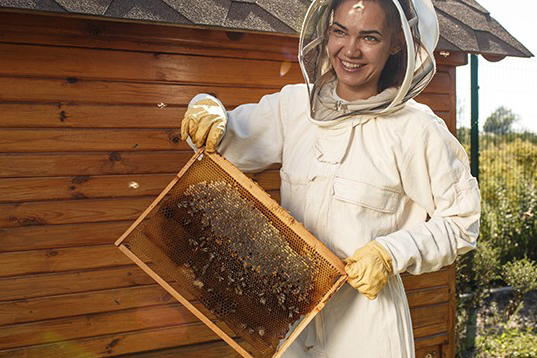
[116,149,347,357]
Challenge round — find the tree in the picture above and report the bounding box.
[483,106,519,135]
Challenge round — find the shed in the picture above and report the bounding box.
[0,1,532,357]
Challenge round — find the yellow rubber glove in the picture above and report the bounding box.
[180,98,227,153]
[343,241,393,300]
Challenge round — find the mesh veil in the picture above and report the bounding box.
[298,0,439,122]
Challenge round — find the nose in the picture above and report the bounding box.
[344,37,362,58]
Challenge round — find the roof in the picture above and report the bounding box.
[434,0,532,59]
[0,0,532,59]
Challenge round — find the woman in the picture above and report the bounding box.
[181,0,480,356]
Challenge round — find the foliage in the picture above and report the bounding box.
[503,258,537,296]
[479,137,537,263]
[456,241,501,355]
[503,258,537,318]
[476,328,537,358]
[483,106,519,135]
[456,114,537,356]
[456,241,501,295]
[457,126,471,148]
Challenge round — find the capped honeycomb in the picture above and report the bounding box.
[117,151,345,358]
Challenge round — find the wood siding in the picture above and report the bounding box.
[0,10,466,357]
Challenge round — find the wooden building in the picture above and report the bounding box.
[0,1,531,357]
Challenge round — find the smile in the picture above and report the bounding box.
[340,59,364,70]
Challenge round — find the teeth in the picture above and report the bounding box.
[341,60,362,69]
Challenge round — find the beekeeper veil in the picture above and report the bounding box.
[299,0,439,121]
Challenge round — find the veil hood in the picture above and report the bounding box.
[299,0,439,122]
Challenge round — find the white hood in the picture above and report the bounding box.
[299,0,439,121]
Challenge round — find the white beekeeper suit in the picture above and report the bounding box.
[186,0,480,356]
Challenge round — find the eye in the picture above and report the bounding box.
[364,35,380,43]
[331,27,347,37]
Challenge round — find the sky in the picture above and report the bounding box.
[455,0,537,133]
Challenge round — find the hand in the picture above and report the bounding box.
[343,241,393,300]
[180,98,227,153]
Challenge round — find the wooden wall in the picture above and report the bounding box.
[0,9,466,357]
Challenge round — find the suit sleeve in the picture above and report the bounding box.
[188,89,287,173]
[376,118,480,275]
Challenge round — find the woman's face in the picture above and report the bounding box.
[327,0,398,101]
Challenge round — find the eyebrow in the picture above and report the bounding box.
[332,21,383,36]
[333,21,349,31]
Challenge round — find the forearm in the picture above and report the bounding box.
[376,213,478,275]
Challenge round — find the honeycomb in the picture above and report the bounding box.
[118,151,344,358]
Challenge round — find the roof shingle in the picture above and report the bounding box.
[0,0,532,58]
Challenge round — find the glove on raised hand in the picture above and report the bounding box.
[343,241,393,300]
[180,98,227,153]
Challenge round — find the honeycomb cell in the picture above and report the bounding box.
[120,153,343,358]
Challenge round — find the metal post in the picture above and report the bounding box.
[470,54,479,181]
[464,54,480,354]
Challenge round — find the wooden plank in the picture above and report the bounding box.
[423,71,450,95]
[0,221,133,252]
[0,104,184,129]
[410,303,449,329]
[0,197,153,228]
[119,340,239,358]
[0,174,175,203]
[401,269,450,291]
[0,171,280,203]
[0,44,302,87]
[0,285,180,327]
[0,25,296,63]
[413,322,448,339]
[435,51,468,66]
[414,333,449,350]
[0,151,193,178]
[0,129,185,153]
[416,344,443,358]
[0,322,223,357]
[0,245,130,278]
[414,93,451,112]
[0,303,200,350]
[0,265,153,301]
[0,10,300,60]
[447,66,457,135]
[0,77,276,107]
[0,191,283,237]
[406,286,449,308]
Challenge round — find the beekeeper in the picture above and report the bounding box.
[180,0,480,356]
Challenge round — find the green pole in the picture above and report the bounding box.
[470,54,479,181]
[464,53,480,355]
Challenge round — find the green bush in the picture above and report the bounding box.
[479,137,537,263]
[503,259,537,295]
[455,127,537,356]
[477,328,537,358]
[503,258,537,319]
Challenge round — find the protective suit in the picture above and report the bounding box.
[185,0,480,356]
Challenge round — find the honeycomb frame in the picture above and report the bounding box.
[115,148,347,358]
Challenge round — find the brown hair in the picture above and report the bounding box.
[328,0,421,92]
